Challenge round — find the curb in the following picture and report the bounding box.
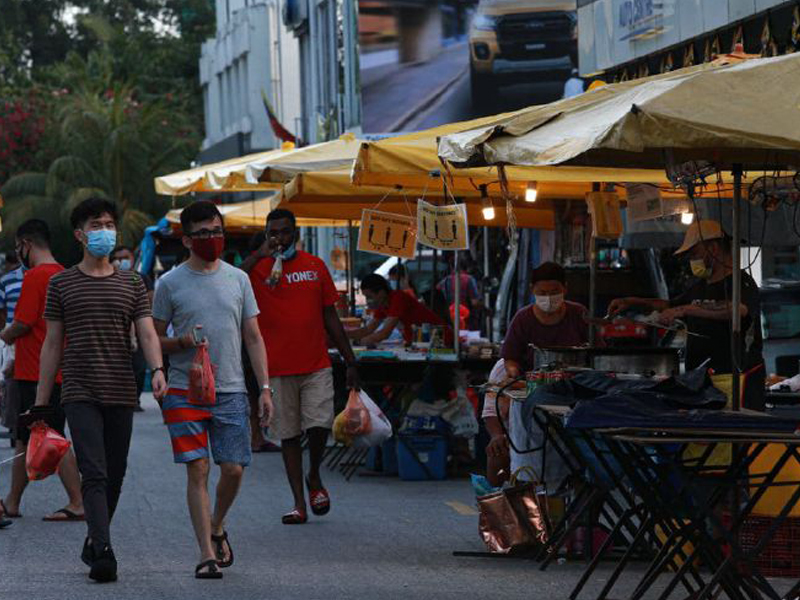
[386,65,469,133]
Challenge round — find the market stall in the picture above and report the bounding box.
[434,50,800,598]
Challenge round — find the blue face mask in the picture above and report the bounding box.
[118,259,132,270]
[279,245,297,261]
[85,229,117,257]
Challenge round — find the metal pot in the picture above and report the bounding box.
[589,348,679,377]
[530,345,591,369]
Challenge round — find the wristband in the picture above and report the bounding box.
[151,366,166,377]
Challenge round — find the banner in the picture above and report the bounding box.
[357,209,417,259]
[416,200,469,250]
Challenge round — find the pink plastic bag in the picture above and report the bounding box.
[188,345,216,405]
[343,389,371,436]
[26,422,71,481]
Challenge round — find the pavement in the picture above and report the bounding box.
[0,394,727,600]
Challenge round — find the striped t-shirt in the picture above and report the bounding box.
[44,266,151,406]
[0,267,25,322]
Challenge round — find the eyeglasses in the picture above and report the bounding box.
[187,228,224,239]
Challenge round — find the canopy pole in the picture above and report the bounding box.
[588,183,600,346]
[453,251,460,354]
[731,165,743,411]
[483,226,493,342]
[348,220,356,316]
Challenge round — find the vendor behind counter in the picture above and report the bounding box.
[347,274,452,346]
[609,220,765,410]
[501,261,592,379]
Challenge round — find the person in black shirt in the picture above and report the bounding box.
[609,219,765,410]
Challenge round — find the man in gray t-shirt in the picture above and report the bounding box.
[152,201,273,580]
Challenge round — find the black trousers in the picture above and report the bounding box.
[63,402,134,549]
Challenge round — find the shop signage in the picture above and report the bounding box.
[416,200,470,250]
[618,0,663,41]
[357,209,417,259]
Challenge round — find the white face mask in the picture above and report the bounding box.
[535,293,564,314]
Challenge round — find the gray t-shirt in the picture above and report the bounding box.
[152,262,259,393]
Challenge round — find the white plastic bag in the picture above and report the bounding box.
[352,390,393,449]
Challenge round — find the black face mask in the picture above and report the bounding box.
[16,242,31,270]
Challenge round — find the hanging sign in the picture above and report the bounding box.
[416,199,469,250]
[586,192,623,239]
[357,209,417,259]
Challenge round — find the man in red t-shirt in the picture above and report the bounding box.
[0,219,83,522]
[242,209,359,524]
[349,274,446,345]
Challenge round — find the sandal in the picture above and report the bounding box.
[195,559,223,579]
[281,508,308,525]
[43,508,85,522]
[306,477,331,516]
[0,499,21,519]
[211,530,234,568]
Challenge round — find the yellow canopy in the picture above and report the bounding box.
[165,197,352,233]
[154,135,360,196]
[278,169,556,230]
[438,52,800,171]
[352,116,672,197]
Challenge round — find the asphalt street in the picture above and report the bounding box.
[0,394,723,600]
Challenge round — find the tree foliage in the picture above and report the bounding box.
[0,1,214,262]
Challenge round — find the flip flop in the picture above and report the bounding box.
[306,477,330,516]
[210,530,234,568]
[281,508,308,525]
[43,508,85,522]
[0,499,20,519]
[195,559,223,580]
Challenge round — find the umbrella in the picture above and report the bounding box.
[439,51,800,409]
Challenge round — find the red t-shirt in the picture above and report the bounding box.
[14,263,64,383]
[374,290,445,344]
[250,251,340,377]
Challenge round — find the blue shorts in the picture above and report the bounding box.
[161,390,252,466]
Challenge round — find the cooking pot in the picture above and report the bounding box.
[531,345,678,377]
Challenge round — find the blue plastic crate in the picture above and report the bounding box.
[364,439,398,475]
[397,435,447,481]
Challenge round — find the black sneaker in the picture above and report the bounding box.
[89,545,118,583]
[81,537,93,567]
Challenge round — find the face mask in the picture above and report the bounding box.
[191,236,225,262]
[278,244,297,261]
[389,280,399,290]
[535,293,564,314]
[118,259,131,271]
[85,229,117,257]
[16,243,31,270]
[690,258,712,279]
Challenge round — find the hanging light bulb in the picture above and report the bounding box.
[681,211,695,225]
[525,182,538,203]
[480,184,495,220]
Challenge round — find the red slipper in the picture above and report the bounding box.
[281,508,308,525]
[306,477,330,516]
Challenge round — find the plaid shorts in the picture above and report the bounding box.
[161,389,251,466]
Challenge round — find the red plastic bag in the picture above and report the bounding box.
[343,389,371,436]
[26,422,71,481]
[188,345,216,405]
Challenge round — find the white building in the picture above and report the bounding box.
[199,0,302,162]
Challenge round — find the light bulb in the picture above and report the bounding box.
[525,182,538,203]
[681,212,695,225]
[482,197,495,221]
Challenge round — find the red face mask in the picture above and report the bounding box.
[191,236,225,262]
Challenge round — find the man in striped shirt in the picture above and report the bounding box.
[35,198,167,583]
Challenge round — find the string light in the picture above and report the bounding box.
[525,182,538,203]
[480,184,495,220]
